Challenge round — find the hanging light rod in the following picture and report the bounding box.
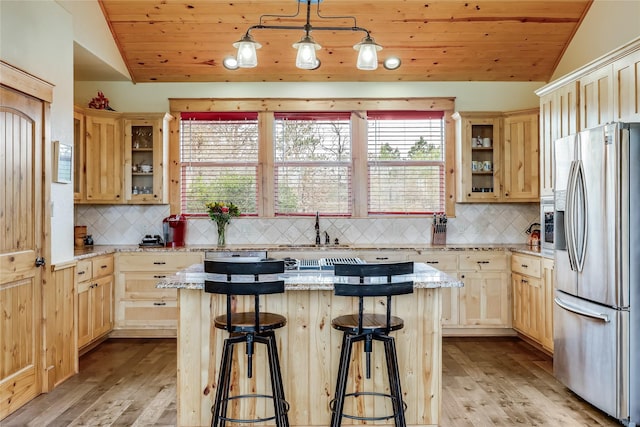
[229,0,395,71]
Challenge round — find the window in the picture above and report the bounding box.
[273,112,352,215]
[367,111,446,214]
[180,112,259,215]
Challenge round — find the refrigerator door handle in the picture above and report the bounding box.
[574,160,588,272]
[554,297,610,323]
[565,161,579,271]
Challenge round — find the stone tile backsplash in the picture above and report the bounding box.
[75,203,539,246]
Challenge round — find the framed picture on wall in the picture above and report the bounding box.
[53,140,72,183]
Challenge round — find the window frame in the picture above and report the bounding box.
[170,98,456,218]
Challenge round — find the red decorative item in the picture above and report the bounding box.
[88,91,114,110]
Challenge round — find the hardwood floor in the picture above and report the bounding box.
[1,337,621,426]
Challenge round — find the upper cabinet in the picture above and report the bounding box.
[74,108,172,205]
[613,48,640,122]
[84,109,123,203]
[503,109,539,201]
[537,40,640,197]
[123,113,172,204]
[453,110,539,203]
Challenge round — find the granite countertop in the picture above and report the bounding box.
[74,243,544,260]
[156,262,463,291]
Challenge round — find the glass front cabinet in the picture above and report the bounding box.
[453,112,502,202]
[123,113,172,204]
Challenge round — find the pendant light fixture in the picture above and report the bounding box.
[230,0,390,71]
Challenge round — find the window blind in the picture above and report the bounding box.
[180,114,259,214]
[367,113,446,214]
[274,113,352,215]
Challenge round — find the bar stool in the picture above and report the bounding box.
[204,259,289,427]
[329,261,414,427]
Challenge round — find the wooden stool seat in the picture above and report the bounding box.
[214,312,287,332]
[331,313,404,333]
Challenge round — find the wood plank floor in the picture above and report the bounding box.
[1,337,621,426]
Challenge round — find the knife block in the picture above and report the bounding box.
[431,224,447,245]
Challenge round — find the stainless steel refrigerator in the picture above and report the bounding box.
[553,122,639,426]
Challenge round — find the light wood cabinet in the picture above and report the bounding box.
[453,112,502,202]
[114,252,203,336]
[83,109,123,203]
[76,255,114,349]
[123,113,172,204]
[511,253,543,341]
[539,93,554,197]
[580,65,614,130]
[454,110,539,203]
[457,252,510,328]
[613,48,640,122]
[73,107,85,202]
[540,257,555,352]
[408,252,459,326]
[502,109,539,201]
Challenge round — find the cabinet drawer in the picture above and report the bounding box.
[459,253,508,271]
[412,253,458,271]
[76,260,92,281]
[122,300,178,327]
[511,254,541,277]
[118,252,202,271]
[358,250,408,262]
[122,272,177,301]
[92,256,114,278]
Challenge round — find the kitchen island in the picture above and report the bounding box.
[159,263,462,427]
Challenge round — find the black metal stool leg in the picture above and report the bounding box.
[383,335,406,427]
[264,332,289,427]
[330,333,356,427]
[211,338,235,427]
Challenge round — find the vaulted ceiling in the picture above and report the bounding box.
[97,0,593,83]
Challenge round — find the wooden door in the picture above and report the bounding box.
[580,65,614,130]
[459,271,510,327]
[92,275,113,339]
[0,85,45,418]
[613,49,640,122]
[76,281,92,349]
[539,93,555,197]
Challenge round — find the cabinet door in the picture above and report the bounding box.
[408,252,459,326]
[91,275,113,340]
[580,65,614,130]
[73,109,85,201]
[502,110,539,201]
[77,281,92,349]
[85,113,123,202]
[556,81,580,138]
[541,258,555,352]
[459,271,510,327]
[512,272,542,341]
[124,114,170,204]
[613,49,640,122]
[454,113,502,202]
[539,93,555,197]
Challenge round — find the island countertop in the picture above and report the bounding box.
[157,262,463,291]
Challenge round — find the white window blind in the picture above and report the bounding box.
[367,111,445,214]
[274,112,352,215]
[180,112,259,215]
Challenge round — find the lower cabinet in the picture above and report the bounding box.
[511,253,554,352]
[114,251,203,336]
[76,255,114,350]
[409,251,512,333]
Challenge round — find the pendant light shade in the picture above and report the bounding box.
[354,35,382,70]
[293,35,321,70]
[233,34,262,68]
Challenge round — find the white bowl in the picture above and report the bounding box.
[140,164,152,173]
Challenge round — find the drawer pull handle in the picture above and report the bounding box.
[153,261,167,265]
[522,279,529,284]
[78,271,86,275]
[477,261,490,264]
[153,302,167,306]
[154,275,167,278]
[100,265,108,269]
[521,264,528,268]
[376,257,389,260]
[427,261,439,264]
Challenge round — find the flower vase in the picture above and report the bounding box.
[217,222,227,246]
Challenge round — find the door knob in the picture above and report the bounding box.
[35,257,46,267]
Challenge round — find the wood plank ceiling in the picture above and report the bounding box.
[98,0,593,83]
